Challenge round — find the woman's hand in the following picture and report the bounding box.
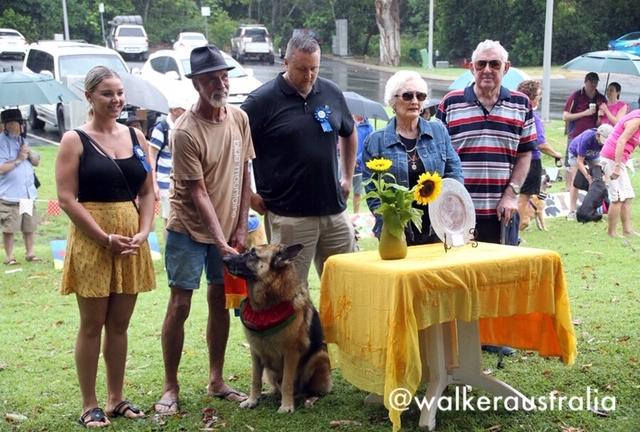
[107,233,138,255]
[610,165,622,180]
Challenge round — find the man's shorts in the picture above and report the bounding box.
[159,188,170,220]
[0,200,38,234]
[601,158,636,202]
[165,229,224,289]
[352,173,363,195]
[568,153,600,168]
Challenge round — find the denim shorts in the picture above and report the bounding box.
[165,230,224,289]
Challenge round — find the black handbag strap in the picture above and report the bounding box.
[75,128,140,214]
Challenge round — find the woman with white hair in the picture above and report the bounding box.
[362,70,463,244]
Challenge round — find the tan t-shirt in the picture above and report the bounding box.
[167,104,255,243]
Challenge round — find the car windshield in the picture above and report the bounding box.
[0,30,21,38]
[245,29,267,38]
[119,27,145,37]
[184,34,205,41]
[59,54,129,77]
[620,33,640,41]
[180,57,246,79]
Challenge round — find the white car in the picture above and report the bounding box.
[0,28,28,59]
[23,41,129,138]
[139,49,262,106]
[173,32,208,52]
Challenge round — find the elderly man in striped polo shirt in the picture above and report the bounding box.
[437,39,537,357]
[437,39,537,244]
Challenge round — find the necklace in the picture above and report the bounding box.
[405,138,418,170]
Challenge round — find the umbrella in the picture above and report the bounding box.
[448,67,530,91]
[342,91,389,121]
[561,50,640,87]
[0,70,80,106]
[119,73,169,114]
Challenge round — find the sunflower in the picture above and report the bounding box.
[414,172,443,205]
[365,157,392,173]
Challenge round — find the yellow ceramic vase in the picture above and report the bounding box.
[378,223,407,260]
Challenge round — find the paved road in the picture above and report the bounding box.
[3,55,639,144]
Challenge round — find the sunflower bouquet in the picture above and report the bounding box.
[364,157,442,240]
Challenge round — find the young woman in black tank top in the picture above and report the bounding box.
[55,66,156,428]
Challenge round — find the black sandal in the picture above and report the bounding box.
[107,400,142,418]
[78,407,108,427]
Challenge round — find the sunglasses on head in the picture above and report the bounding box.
[396,91,427,102]
[474,60,502,70]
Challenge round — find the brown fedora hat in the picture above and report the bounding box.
[185,45,234,78]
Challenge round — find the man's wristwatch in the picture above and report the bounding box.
[508,182,521,195]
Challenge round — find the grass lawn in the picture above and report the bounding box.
[1,123,639,431]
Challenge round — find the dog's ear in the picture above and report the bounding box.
[272,243,304,269]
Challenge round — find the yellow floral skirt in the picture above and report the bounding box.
[60,201,156,298]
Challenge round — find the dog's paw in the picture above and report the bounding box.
[277,404,295,414]
[239,399,258,409]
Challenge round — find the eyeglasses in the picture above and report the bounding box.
[474,60,502,70]
[396,91,427,102]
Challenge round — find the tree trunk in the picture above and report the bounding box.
[374,0,400,66]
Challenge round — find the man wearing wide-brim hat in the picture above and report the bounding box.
[0,108,41,265]
[155,45,253,414]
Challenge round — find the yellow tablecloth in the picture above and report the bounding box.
[319,242,577,431]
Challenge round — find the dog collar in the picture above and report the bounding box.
[240,299,296,336]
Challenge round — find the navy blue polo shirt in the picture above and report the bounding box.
[241,73,354,217]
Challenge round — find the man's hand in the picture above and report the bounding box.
[18,144,30,162]
[153,183,160,201]
[230,226,248,253]
[340,177,352,200]
[250,192,267,215]
[497,189,518,222]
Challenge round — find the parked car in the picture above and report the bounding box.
[608,32,640,56]
[173,32,208,52]
[22,41,129,138]
[230,25,275,64]
[139,49,262,105]
[0,28,28,59]
[107,15,149,61]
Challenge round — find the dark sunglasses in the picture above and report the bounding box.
[396,91,427,102]
[474,59,502,70]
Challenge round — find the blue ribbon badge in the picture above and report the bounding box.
[314,105,333,132]
[133,144,151,173]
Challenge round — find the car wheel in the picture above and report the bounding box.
[56,105,66,140]
[139,52,148,61]
[238,54,245,64]
[29,106,45,130]
[268,54,275,65]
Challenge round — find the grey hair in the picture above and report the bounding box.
[84,66,121,115]
[471,39,509,63]
[285,34,320,59]
[384,70,429,109]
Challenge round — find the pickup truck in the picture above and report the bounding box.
[230,25,275,64]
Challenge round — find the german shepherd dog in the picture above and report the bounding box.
[222,244,332,413]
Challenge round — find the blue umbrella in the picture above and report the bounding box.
[448,67,530,91]
[0,70,80,106]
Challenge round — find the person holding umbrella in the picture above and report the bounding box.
[0,109,41,265]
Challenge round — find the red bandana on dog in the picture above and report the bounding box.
[240,299,296,336]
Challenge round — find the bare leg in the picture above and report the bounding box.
[352,193,361,214]
[3,232,15,262]
[206,283,246,400]
[23,232,35,258]
[607,201,622,237]
[569,184,579,213]
[156,287,193,413]
[103,294,144,418]
[75,295,111,427]
[621,199,637,236]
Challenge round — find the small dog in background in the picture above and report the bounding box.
[520,174,551,231]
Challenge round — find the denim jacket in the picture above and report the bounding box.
[363,117,463,238]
